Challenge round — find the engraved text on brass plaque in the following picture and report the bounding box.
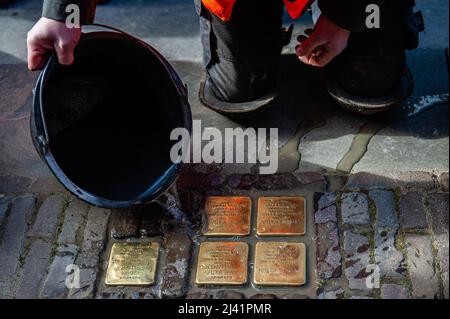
[204,196,251,236]
[106,242,159,286]
[254,242,306,286]
[196,242,249,285]
[257,197,306,236]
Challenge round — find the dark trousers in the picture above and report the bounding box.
[195,0,413,102]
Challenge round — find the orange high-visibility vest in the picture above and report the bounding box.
[202,0,314,21]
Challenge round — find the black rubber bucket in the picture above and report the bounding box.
[31,25,192,209]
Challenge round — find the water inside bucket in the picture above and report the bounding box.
[43,36,183,201]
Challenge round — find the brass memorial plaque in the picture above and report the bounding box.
[196,242,249,285]
[254,242,306,286]
[257,197,306,236]
[204,196,251,236]
[106,242,159,286]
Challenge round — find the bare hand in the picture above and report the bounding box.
[296,15,350,67]
[27,17,81,71]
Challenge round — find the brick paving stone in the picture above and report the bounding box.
[40,244,78,299]
[405,234,440,299]
[435,234,449,299]
[428,193,449,235]
[317,288,345,299]
[370,190,405,278]
[381,284,409,299]
[341,193,370,226]
[161,228,192,298]
[110,208,141,239]
[343,231,371,291]
[0,197,9,227]
[78,206,110,268]
[16,239,53,299]
[315,193,342,280]
[215,291,245,299]
[399,192,428,229]
[29,194,65,240]
[58,199,88,245]
[314,193,338,224]
[67,268,97,299]
[0,195,36,298]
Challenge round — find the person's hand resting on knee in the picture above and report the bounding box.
[296,15,350,67]
[27,17,81,71]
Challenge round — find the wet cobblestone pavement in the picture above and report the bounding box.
[0,167,448,299]
[0,0,449,299]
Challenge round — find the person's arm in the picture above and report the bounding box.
[318,0,385,33]
[27,1,98,71]
[42,0,97,25]
[296,0,386,67]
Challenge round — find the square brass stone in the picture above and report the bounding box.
[257,197,306,236]
[254,242,306,286]
[196,242,249,285]
[105,242,159,286]
[203,196,251,236]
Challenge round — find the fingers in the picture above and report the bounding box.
[54,39,75,66]
[27,35,49,71]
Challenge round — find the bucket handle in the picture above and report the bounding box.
[81,23,188,99]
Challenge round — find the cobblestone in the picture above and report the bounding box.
[370,191,405,278]
[435,234,449,299]
[215,291,245,299]
[439,173,449,192]
[315,193,342,280]
[78,207,110,268]
[0,195,36,298]
[161,228,192,298]
[41,244,78,299]
[428,193,449,235]
[67,268,97,299]
[110,209,141,239]
[58,199,88,245]
[16,239,52,299]
[317,288,345,299]
[399,193,428,229]
[341,193,370,226]
[405,234,440,299]
[29,194,65,240]
[381,284,409,299]
[343,231,371,291]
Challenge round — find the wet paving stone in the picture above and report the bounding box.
[161,229,192,298]
[370,191,405,278]
[341,192,370,226]
[343,231,371,291]
[110,209,141,239]
[435,234,449,299]
[317,288,345,299]
[314,193,342,280]
[41,244,78,299]
[399,192,428,229]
